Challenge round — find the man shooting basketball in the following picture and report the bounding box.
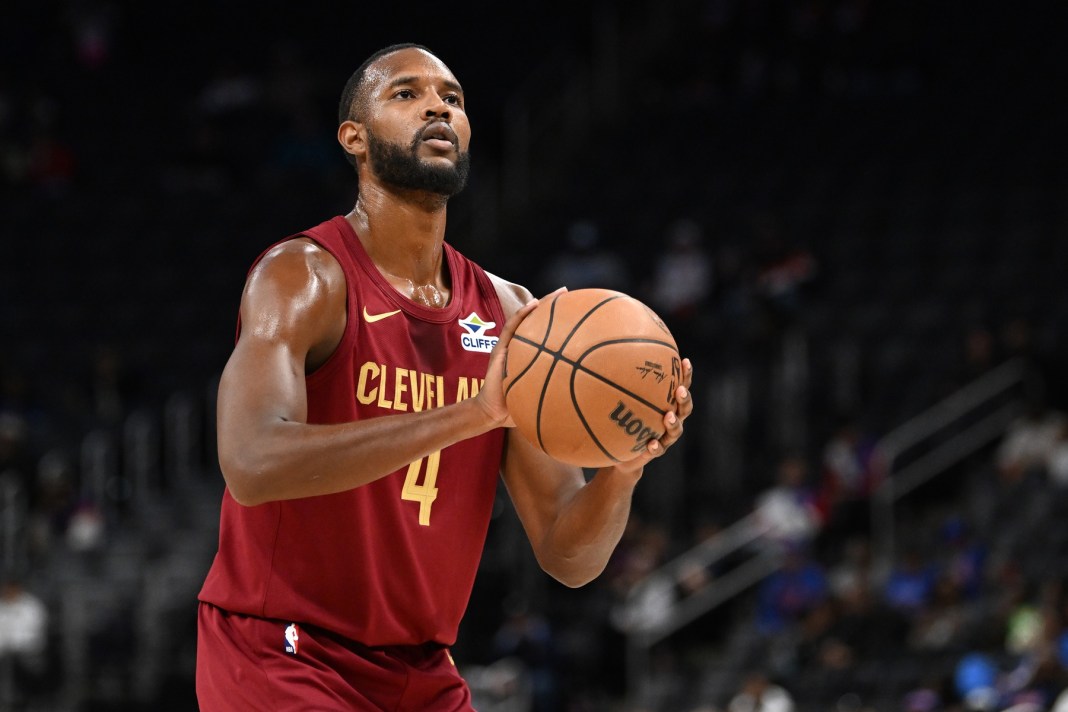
[196,42,694,710]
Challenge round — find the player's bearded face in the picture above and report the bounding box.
[366,127,470,197]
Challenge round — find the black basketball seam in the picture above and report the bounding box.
[557,295,623,354]
[533,295,563,451]
[537,294,619,453]
[577,338,679,413]
[513,293,667,463]
[504,296,560,400]
[569,374,622,464]
[567,338,678,461]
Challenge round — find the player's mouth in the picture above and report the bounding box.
[420,122,458,151]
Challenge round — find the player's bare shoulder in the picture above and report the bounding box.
[248,238,344,298]
[485,271,534,320]
[240,237,347,363]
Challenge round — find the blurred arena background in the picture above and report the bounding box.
[2,1,1068,710]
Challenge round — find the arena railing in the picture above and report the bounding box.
[869,356,1031,567]
[621,356,1031,703]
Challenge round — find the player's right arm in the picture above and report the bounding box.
[216,239,521,506]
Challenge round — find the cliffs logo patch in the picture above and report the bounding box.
[458,312,498,353]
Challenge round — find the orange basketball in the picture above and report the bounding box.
[503,288,681,468]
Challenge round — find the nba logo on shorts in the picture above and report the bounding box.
[284,623,300,655]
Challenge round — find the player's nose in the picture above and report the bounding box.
[423,94,452,120]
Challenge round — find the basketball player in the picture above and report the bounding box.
[196,43,694,710]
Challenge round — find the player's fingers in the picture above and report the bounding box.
[658,409,684,449]
[626,441,661,468]
[617,360,690,467]
[675,384,693,422]
[628,412,682,466]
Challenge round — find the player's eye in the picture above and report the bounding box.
[394,89,415,99]
[443,94,461,106]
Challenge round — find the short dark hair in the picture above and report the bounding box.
[338,42,435,125]
[337,43,434,169]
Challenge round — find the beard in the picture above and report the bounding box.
[365,127,471,198]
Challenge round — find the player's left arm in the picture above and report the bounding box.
[485,274,694,588]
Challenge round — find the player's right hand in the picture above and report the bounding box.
[474,296,542,428]
[476,287,566,428]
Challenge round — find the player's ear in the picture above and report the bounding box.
[338,120,366,163]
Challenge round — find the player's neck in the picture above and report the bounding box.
[351,183,447,238]
[347,191,448,287]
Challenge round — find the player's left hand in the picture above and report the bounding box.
[614,357,693,475]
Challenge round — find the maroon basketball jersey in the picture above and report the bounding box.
[199,216,507,646]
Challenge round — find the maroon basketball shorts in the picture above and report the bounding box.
[196,602,474,711]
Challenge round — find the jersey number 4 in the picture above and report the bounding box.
[402,450,440,526]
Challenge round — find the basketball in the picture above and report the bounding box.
[503,288,682,468]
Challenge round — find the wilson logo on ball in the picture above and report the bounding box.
[608,401,663,453]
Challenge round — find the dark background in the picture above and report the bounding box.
[2,1,1068,711]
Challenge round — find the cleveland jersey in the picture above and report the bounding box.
[198,215,507,647]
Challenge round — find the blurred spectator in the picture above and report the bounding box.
[1046,422,1068,488]
[66,500,105,553]
[1002,586,1046,659]
[608,526,674,637]
[754,543,829,637]
[0,413,32,492]
[816,417,878,551]
[727,669,795,712]
[750,214,818,331]
[827,536,875,598]
[63,0,120,71]
[492,595,559,712]
[902,681,947,712]
[960,324,998,383]
[26,124,75,197]
[0,575,49,703]
[937,516,987,601]
[937,324,1001,399]
[0,365,47,439]
[196,59,262,117]
[953,652,1000,711]
[195,59,265,172]
[793,573,909,704]
[830,575,909,665]
[597,519,673,701]
[1000,315,1067,411]
[908,573,976,652]
[754,453,823,548]
[464,656,532,712]
[882,548,938,620]
[537,219,631,295]
[25,450,76,561]
[646,218,713,323]
[0,577,47,657]
[995,395,1067,483]
[792,596,846,680]
[84,342,138,426]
